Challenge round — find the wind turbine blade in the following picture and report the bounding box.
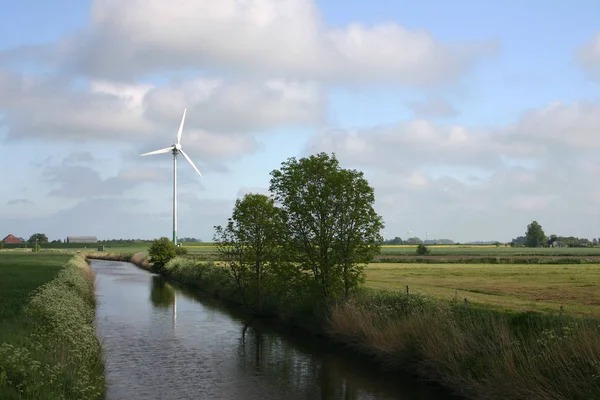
[176,108,187,145]
[140,146,174,156]
[179,149,203,178]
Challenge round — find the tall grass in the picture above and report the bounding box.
[0,256,106,399]
[327,289,600,400]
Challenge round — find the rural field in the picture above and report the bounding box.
[0,252,71,343]
[365,262,600,316]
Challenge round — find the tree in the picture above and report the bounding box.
[214,193,285,312]
[28,233,48,244]
[269,152,384,299]
[148,237,177,272]
[525,221,547,248]
[416,243,430,255]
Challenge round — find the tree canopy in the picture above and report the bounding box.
[28,233,48,244]
[525,221,547,248]
[269,152,384,299]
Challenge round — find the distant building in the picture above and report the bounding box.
[66,236,98,244]
[2,234,23,244]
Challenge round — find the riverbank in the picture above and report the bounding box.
[87,253,600,399]
[0,253,105,399]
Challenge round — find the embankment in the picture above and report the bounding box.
[0,255,106,399]
[85,251,151,270]
[87,254,600,400]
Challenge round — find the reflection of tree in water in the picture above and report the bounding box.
[237,325,369,400]
[150,276,175,308]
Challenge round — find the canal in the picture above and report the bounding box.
[91,260,455,400]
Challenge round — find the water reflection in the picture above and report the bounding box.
[92,260,455,400]
[150,276,175,308]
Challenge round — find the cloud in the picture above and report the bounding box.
[15,0,496,86]
[63,151,97,165]
[407,98,457,118]
[578,32,600,81]
[0,71,324,160]
[307,100,600,241]
[42,158,178,199]
[6,198,32,206]
[308,120,501,172]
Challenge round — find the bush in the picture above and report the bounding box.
[175,246,188,255]
[148,237,177,273]
[416,243,431,256]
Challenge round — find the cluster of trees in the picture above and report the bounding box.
[212,153,384,313]
[383,237,454,245]
[511,221,599,248]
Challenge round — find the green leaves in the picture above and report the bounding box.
[269,152,384,299]
[148,237,178,272]
[525,221,547,248]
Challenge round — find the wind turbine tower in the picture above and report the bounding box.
[140,109,203,245]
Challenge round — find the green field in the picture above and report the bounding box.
[365,262,600,316]
[379,245,600,256]
[0,252,71,342]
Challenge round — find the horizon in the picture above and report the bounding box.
[1,0,599,243]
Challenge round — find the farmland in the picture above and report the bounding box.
[365,262,600,316]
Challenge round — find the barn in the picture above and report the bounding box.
[2,234,23,244]
[66,236,98,244]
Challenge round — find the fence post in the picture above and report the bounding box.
[406,285,409,295]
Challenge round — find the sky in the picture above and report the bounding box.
[1,0,599,243]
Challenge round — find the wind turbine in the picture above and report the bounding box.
[140,109,203,246]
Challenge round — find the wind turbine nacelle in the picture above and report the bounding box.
[173,143,182,151]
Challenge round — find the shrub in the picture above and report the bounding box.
[416,243,431,256]
[148,237,177,273]
[175,246,188,255]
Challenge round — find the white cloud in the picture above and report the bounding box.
[0,70,324,162]
[45,0,496,85]
[307,100,600,241]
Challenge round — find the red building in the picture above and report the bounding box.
[2,234,23,244]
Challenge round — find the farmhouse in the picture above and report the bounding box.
[2,234,23,244]
[66,236,98,244]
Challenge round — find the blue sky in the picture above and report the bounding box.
[1,0,599,242]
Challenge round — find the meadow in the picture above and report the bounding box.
[0,252,105,399]
[365,263,600,316]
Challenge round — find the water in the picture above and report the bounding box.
[91,260,455,400]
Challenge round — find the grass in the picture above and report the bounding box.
[365,263,600,317]
[327,290,600,400]
[0,252,105,399]
[379,245,600,256]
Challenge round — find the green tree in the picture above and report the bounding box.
[416,243,430,255]
[269,152,384,299]
[148,237,177,272]
[27,233,48,244]
[214,193,285,312]
[525,221,547,248]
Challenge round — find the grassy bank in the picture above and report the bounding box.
[0,253,105,399]
[85,251,151,270]
[328,289,600,400]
